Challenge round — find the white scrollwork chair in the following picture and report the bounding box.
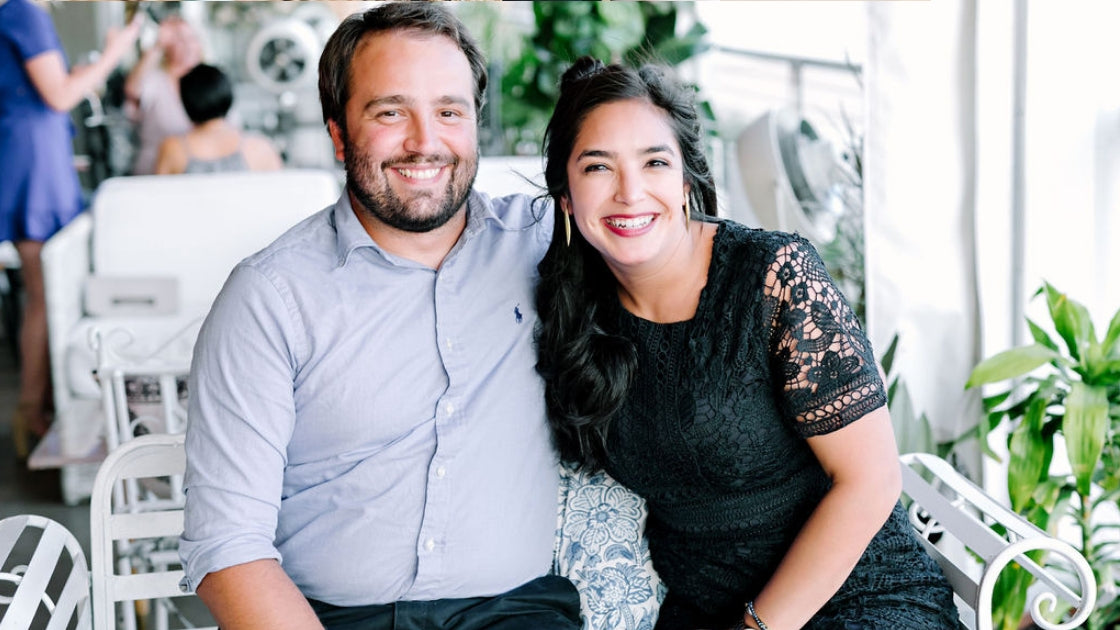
[0,514,92,630]
[900,452,1097,630]
[89,433,215,630]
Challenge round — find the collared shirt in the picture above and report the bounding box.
[180,190,558,605]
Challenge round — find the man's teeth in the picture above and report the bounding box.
[398,167,441,180]
[606,216,653,229]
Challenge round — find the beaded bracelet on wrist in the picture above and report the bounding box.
[746,601,769,630]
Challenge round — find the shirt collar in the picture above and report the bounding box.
[332,189,508,268]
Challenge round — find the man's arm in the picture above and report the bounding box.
[180,265,306,625]
[196,560,323,630]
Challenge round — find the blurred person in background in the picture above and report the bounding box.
[124,12,200,175]
[0,0,142,458]
[155,63,282,175]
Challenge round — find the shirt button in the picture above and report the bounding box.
[424,539,436,552]
[436,466,446,478]
[444,402,455,415]
[445,338,454,351]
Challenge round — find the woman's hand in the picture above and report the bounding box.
[102,13,145,66]
[25,11,144,112]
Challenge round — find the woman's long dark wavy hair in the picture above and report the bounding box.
[535,57,717,470]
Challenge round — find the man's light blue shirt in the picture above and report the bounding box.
[179,190,559,605]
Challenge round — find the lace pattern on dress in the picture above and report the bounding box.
[763,237,884,436]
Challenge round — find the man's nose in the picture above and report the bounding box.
[403,115,440,156]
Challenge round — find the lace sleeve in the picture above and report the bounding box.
[764,236,886,437]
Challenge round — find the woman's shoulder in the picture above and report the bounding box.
[1,0,62,56]
[711,219,808,265]
[242,134,284,171]
[154,135,189,175]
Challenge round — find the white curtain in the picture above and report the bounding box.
[866,0,1120,491]
[864,0,986,480]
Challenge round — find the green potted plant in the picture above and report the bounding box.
[497,2,711,155]
[965,282,1120,629]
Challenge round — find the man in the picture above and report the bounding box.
[178,4,578,629]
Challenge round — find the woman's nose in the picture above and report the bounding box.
[613,168,647,205]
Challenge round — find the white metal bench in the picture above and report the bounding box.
[900,452,1097,630]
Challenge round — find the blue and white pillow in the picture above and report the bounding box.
[554,464,664,630]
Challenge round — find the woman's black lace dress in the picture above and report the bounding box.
[602,221,960,629]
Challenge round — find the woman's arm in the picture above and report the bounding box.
[738,405,901,630]
[25,15,143,113]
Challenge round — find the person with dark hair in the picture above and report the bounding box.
[0,0,142,459]
[179,4,579,630]
[535,56,961,630]
[154,63,282,174]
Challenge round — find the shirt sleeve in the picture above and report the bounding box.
[7,1,65,62]
[178,263,300,591]
[764,234,886,437]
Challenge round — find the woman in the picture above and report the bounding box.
[0,0,141,458]
[124,13,200,175]
[535,57,960,630]
[154,63,282,175]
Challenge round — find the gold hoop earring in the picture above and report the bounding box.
[563,211,572,247]
[684,196,691,228]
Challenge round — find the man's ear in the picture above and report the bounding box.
[327,120,346,162]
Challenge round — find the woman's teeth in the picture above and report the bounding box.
[605,216,654,229]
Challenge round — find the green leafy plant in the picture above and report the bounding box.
[497,1,710,155]
[881,332,939,457]
[817,64,866,323]
[965,282,1120,629]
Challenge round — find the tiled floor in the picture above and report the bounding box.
[0,344,93,561]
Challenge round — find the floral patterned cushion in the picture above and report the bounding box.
[553,464,664,630]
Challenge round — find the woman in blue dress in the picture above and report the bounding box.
[0,0,141,458]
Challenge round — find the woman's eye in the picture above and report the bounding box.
[582,163,607,173]
[648,158,669,167]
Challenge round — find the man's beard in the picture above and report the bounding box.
[344,142,478,233]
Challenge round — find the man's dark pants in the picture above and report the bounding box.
[308,575,582,630]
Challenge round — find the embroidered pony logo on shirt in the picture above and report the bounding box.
[514,304,523,324]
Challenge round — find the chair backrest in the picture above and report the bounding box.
[0,514,92,630]
[89,170,341,312]
[474,155,545,199]
[899,452,1097,630]
[89,433,214,630]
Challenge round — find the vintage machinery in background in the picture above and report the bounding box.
[220,1,339,170]
[77,1,342,187]
[732,107,866,318]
